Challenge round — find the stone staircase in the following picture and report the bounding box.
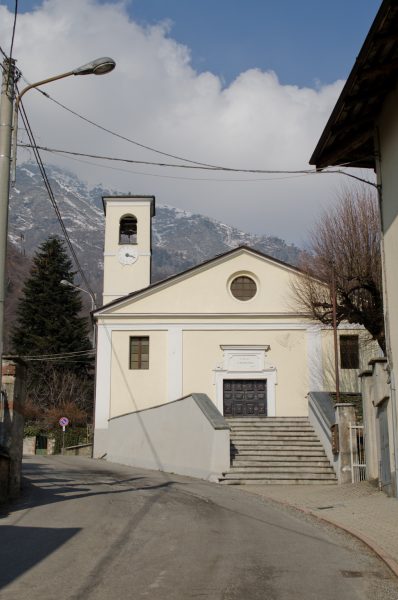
[219,417,337,485]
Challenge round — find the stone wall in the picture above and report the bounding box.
[360,358,396,495]
[0,358,27,501]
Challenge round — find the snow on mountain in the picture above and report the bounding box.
[8,163,302,299]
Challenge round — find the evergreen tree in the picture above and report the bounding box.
[11,237,93,421]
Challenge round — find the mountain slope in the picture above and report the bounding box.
[8,163,302,297]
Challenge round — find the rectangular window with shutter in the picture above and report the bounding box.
[340,335,359,369]
[129,336,149,369]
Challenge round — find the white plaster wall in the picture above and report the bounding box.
[107,395,230,480]
[378,84,398,459]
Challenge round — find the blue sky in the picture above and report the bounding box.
[130,0,382,87]
[0,0,382,244]
[8,0,382,87]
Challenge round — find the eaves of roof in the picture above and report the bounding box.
[310,0,398,170]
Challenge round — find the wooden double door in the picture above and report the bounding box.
[223,379,267,417]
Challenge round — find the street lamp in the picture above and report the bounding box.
[60,279,96,347]
[11,57,116,179]
[0,56,115,364]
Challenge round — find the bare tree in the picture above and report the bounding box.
[24,365,93,429]
[292,184,385,353]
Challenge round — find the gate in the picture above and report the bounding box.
[378,400,391,489]
[349,424,366,483]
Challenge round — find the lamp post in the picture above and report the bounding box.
[0,56,115,370]
[60,279,96,347]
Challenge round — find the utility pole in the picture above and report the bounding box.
[0,56,114,374]
[0,58,16,365]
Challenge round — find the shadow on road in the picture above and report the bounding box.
[1,458,178,519]
[0,525,80,590]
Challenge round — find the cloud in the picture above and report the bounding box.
[0,0,354,245]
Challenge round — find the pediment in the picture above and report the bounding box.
[95,247,304,318]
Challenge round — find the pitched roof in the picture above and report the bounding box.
[310,0,398,170]
[93,245,304,315]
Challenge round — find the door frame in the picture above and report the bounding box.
[215,370,276,416]
[214,345,277,416]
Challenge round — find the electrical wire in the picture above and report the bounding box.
[56,150,311,183]
[23,357,94,363]
[19,143,377,188]
[16,98,96,298]
[22,81,225,169]
[17,71,377,187]
[18,144,319,173]
[7,348,95,362]
[13,349,95,359]
[8,0,18,61]
[22,78,378,188]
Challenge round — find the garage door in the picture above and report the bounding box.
[223,379,267,417]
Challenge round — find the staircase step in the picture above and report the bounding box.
[223,416,337,485]
[228,420,313,425]
[231,438,321,443]
[231,449,327,456]
[228,423,314,428]
[231,441,323,448]
[232,460,331,467]
[220,479,338,485]
[228,465,335,474]
[222,471,336,481]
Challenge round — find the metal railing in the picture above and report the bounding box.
[349,423,366,482]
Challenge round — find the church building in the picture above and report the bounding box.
[93,195,371,480]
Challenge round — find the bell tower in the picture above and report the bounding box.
[102,195,155,304]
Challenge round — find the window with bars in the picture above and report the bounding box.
[230,275,257,301]
[340,335,359,369]
[129,336,149,369]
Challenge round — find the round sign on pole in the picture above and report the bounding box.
[59,417,69,427]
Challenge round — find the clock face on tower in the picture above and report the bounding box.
[118,246,138,265]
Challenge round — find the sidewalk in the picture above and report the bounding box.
[243,482,398,577]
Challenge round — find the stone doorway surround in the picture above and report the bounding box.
[213,345,277,416]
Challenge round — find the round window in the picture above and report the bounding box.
[230,275,257,301]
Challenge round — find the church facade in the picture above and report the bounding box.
[93,195,372,470]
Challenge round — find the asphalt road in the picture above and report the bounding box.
[1,456,398,600]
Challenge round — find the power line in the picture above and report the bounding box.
[55,149,311,183]
[17,98,96,297]
[19,143,377,188]
[22,82,226,169]
[11,349,95,359]
[19,144,317,173]
[8,0,18,61]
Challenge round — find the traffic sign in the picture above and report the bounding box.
[59,417,69,427]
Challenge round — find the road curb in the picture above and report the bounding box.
[248,492,398,580]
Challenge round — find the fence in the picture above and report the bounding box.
[349,423,366,483]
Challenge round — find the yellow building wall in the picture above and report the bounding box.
[108,252,299,316]
[321,329,379,393]
[182,329,308,416]
[110,330,167,417]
